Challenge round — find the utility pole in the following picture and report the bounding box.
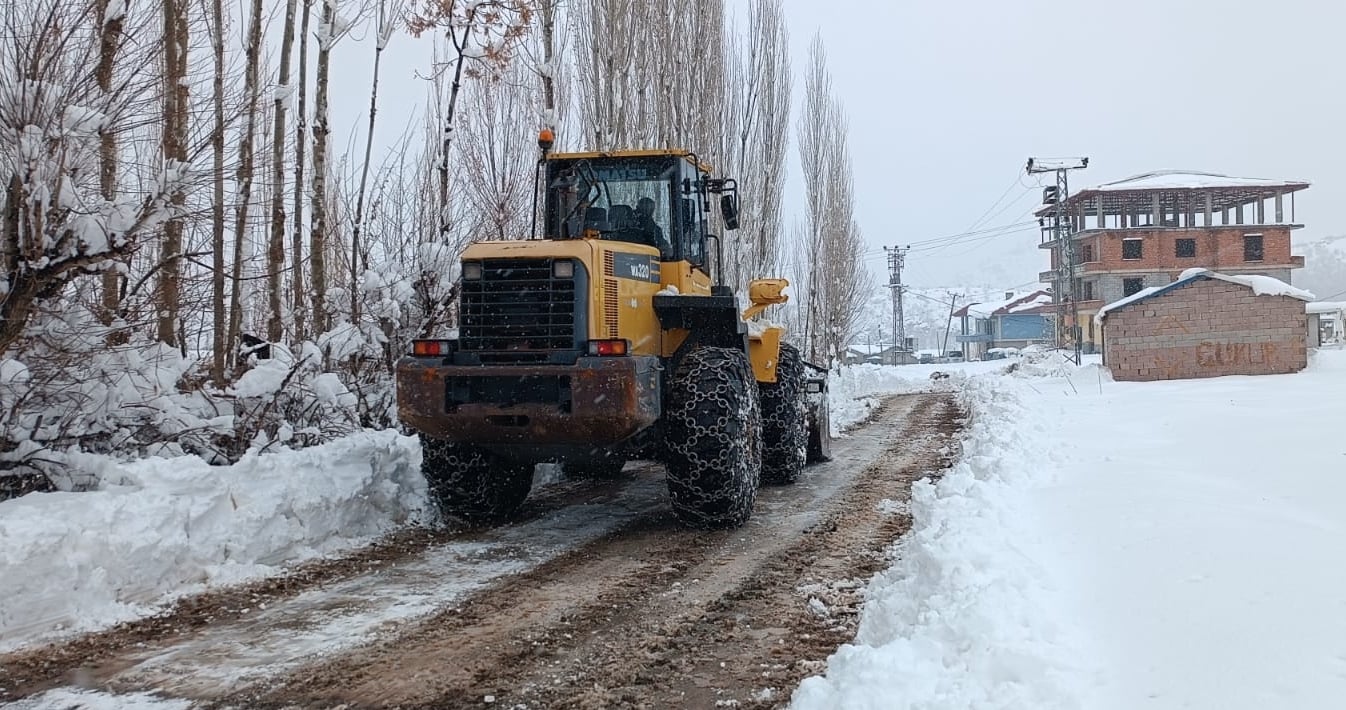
[1027,157,1089,365]
[941,294,959,358]
[884,245,909,365]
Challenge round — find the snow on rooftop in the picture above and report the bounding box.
[1096,269,1314,323]
[1008,294,1053,313]
[1307,301,1346,315]
[1086,170,1309,193]
[967,292,1034,319]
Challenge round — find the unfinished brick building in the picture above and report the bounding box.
[1037,171,1310,353]
[1096,269,1311,382]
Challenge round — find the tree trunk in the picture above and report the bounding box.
[350,2,390,326]
[95,0,125,340]
[156,0,189,349]
[310,0,334,335]
[437,16,472,243]
[210,0,227,385]
[268,0,299,342]
[291,0,312,342]
[227,0,265,361]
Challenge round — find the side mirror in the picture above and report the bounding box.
[720,194,740,230]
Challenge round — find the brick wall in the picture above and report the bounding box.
[1080,226,1295,273]
[1102,277,1307,381]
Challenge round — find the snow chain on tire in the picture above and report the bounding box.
[759,343,807,485]
[419,435,533,525]
[663,346,762,528]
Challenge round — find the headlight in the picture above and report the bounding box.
[462,262,483,280]
[552,260,574,278]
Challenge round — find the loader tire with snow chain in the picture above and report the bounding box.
[759,343,807,485]
[419,435,533,525]
[663,346,762,529]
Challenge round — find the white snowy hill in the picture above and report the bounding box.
[1294,234,1346,301]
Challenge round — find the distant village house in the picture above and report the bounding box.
[953,290,1053,361]
[1036,171,1309,354]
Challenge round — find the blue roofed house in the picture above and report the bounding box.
[954,290,1053,360]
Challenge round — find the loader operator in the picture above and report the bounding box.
[634,196,668,254]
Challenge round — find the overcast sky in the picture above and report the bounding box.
[783,0,1346,288]
[328,0,1344,291]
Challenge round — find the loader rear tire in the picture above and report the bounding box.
[759,343,807,485]
[419,436,533,525]
[663,346,762,528]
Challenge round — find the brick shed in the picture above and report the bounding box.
[1096,268,1312,381]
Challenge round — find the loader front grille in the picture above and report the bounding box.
[459,258,581,359]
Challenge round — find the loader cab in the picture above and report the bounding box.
[543,152,708,269]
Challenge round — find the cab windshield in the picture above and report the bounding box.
[546,157,677,259]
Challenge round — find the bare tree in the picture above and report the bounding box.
[95,0,126,336]
[570,0,647,150]
[456,64,536,241]
[310,0,344,336]
[348,0,403,325]
[724,0,790,297]
[156,0,191,349]
[0,1,166,353]
[797,34,831,360]
[291,0,313,341]
[225,0,265,361]
[208,0,228,384]
[267,0,300,342]
[795,33,869,362]
[407,0,533,244]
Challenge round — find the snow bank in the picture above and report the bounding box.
[793,373,1092,710]
[0,431,427,652]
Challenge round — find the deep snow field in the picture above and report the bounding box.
[5,349,1345,710]
[793,348,1346,709]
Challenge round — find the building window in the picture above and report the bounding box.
[1123,277,1144,296]
[1082,280,1095,301]
[1175,238,1196,258]
[1244,234,1264,261]
[1122,238,1143,260]
[1079,243,1094,263]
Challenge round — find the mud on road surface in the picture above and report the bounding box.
[0,392,963,709]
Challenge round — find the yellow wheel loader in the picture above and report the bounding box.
[396,133,831,528]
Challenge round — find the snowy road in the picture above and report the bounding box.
[1,392,961,709]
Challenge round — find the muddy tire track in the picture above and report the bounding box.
[0,468,656,702]
[0,393,962,709]
[248,394,963,709]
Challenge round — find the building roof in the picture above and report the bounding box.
[1095,268,1315,324]
[1306,301,1346,315]
[954,290,1051,319]
[1034,170,1310,218]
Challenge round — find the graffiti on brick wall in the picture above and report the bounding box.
[1195,341,1279,368]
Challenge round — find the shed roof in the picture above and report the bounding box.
[1095,268,1315,324]
[1034,170,1310,218]
[1306,301,1346,315]
[954,290,1050,319]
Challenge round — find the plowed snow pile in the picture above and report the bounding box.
[794,349,1346,710]
[0,432,426,652]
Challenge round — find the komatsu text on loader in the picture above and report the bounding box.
[396,132,831,528]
